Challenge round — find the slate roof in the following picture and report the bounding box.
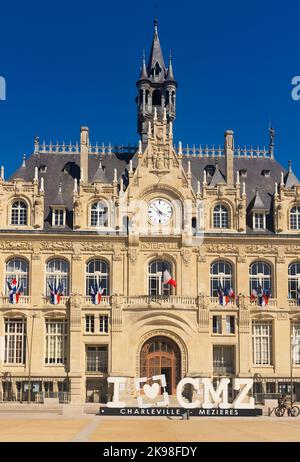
[9,151,135,231]
[8,149,297,234]
[182,156,290,234]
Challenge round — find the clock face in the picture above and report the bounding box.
[148,199,172,224]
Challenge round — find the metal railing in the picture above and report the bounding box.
[0,296,31,305]
[124,295,197,306]
[83,296,111,306]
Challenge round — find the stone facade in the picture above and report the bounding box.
[1,21,300,405]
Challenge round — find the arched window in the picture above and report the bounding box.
[5,258,29,295]
[249,261,272,295]
[213,204,229,229]
[11,200,27,226]
[46,259,69,296]
[90,201,108,227]
[86,259,109,296]
[290,206,300,230]
[210,261,233,297]
[288,262,300,299]
[148,260,173,296]
[152,90,162,106]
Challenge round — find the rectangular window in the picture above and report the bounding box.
[45,319,67,365]
[226,316,235,334]
[213,346,235,374]
[99,315,109,333]
[212,315,222,334]
[253,213,265,230]
[86,346,108,373]
[293,323,300,365]
[52,209,64,227]
[4,318,26,364]
[85,315,95,333]
[252,321,273,365]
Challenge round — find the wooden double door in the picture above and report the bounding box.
[140,336,181,394]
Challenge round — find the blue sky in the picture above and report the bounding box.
[1,0,300,177]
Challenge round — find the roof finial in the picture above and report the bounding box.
[22,154,26,167]
[269,125,275,158]
[154,17,158,37]
[288,159,292,172]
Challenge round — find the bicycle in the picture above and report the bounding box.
[274,403,300,417]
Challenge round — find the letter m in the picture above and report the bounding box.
[202,378,231,409]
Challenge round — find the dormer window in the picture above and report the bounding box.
[11,200,27,226]
[205,165,215,177]
[262,169,270,177]
[52,208,65,227]
[38,165,47,173]
[239,169,247,178]
[253,212,266,230]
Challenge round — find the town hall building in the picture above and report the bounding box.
[1,20,300,405]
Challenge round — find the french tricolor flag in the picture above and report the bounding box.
[90,285,105,305]
[162,265,177,288]
[48,283,63,305]
[218,286,229,306]
[7,278,23,304]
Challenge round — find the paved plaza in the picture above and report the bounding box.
[0,414,299,442]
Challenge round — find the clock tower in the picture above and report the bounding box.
[136,19,177,144]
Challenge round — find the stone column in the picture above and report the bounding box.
[224,130,234,187]
[80,126,89,184]
[68,293,83,403]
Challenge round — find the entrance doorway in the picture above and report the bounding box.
[140,336,181,394]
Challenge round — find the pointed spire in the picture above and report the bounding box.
[242,182,246,196]
[197,180,201,196]
[138,140,142,154]
[139,50,149,80]
[52,181,65,206]
[40,177,44,193]
[208,160,226,187]
[252,187,267,211]
[73,178,78,194]
[166,52,175,81]
[178,141,183,156]
[91,158,109,183]
[284,160,300,188]
[11,154,30,181]
[147,17,166,79]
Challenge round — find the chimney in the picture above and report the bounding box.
[80,126,89,183]
[224,130,234,186]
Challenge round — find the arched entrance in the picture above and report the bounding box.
[140,336,181,394]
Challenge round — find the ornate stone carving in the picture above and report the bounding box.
[128,247,138,263]
[81,242,114,252]
[245,244,277,254]
[277,312,288,320]
[205,244,238,254]
[33,198,43,228]
[0,241,33,251]
[180,249,191,265]
[40,241,74,251]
